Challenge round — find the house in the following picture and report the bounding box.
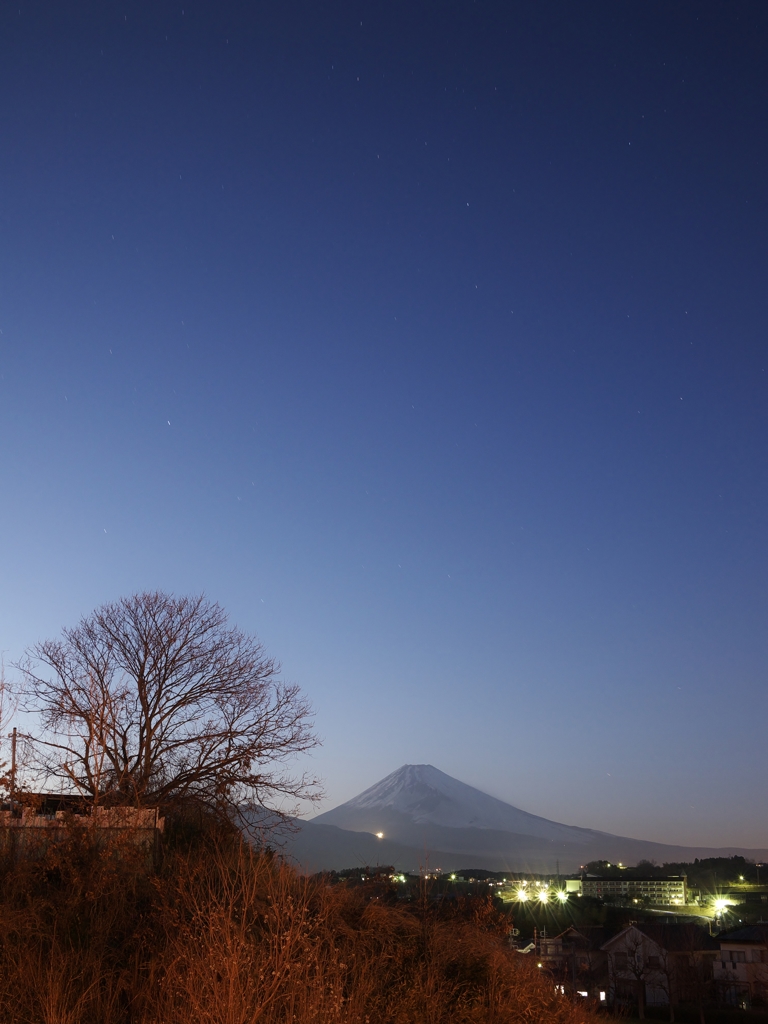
[602,923,718,1015]
[539,925,609,1001]
[714,925,768,1008]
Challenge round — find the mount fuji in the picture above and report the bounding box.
[313,764,604,843]
[282,764,768,874]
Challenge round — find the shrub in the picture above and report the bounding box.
[0,824,595,1024]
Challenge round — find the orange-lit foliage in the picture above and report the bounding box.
[0,824,595,1024]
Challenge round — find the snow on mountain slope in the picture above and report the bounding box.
[313,764,608,845]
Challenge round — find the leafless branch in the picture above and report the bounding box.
[16,592,321,831]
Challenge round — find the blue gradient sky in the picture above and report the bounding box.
[1,2,766,847]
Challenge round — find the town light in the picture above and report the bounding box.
[556,890,568,903]
[516,889,529,902]
[537,890,549,903]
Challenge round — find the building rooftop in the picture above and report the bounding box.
[603,923,719,953]
[717,925,768,945]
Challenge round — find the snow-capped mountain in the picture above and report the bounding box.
[281,764,768,874]
[313,764,605,845]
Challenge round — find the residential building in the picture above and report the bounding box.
[602,923,718,1015]
[714,925,768,1008]
[539,925,609,1001]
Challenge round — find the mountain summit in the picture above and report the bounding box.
[289,764,768,874]
[313,764,603,845]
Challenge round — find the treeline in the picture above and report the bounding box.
[585,855,762,887]
[0,820,595,1024]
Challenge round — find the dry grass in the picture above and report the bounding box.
[0,825,596,1024]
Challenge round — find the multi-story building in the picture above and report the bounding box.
[580,875,687,905]
[713,925,768,1008]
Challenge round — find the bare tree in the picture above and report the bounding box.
[653,927,713,1024]
[681,942,715,1024]
[16,592,319,827]
[656,944,678,1023]
[0,661,12,797]
[608,928,650,1019]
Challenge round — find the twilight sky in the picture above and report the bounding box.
[1,2,766,848]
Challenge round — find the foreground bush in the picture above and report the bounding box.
[0,826,595,1024]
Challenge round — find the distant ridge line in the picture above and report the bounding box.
[279,763,768,873]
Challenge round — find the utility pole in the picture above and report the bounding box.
[10,727,16,806]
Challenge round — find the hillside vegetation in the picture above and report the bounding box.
[0,820,595,1024]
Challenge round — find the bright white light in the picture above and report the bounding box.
[556,891,568,903]
[537,890,549,904]
[375,832,384,839]
[516,889,529,902]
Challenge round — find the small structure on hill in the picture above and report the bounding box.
[0,794,164,861]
